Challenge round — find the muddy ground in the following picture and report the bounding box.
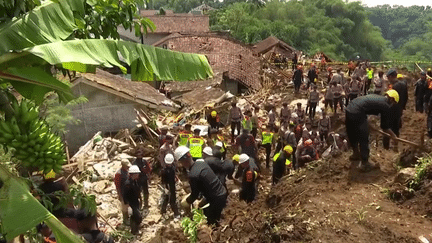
[145,70,432,243]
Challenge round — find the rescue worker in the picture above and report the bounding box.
[331,81,344,114]
[123,165,143,235]
[295,102,305,124]
[242,110,253,133]
[307,63,318,89]
[260,125,275,169]
[203,147,224,182]
[345,91,399,172]
[296,139,319,169]
[228,101,243,143]
[292,65,304,93]
[324,84,334,112]
[415,72,427,113]
[38,170,71,218]
[175,146,227,226]
[209,129,227,159]
[175,124,193,146]
[133,147,151,209]
[158,126,169,147]
[236,154,258,203]
[160,154,180,219]
[280,102,291,126]
[235,128,259,170]
[384,69,408,151]
[251,106,260,139]
[348,76,362,104]
[284,122,297,162]
[373,70,385,95]
[272,145,293,185]
[158,134,174,169]
[318,110,331,144]
[114,159,131,225]
[207,110,223,132]
[268,105,278,130]
[365,66,374,94]
[187,128,206,160]
[424,72,432,112]
[308,85,320,119]
[330,68,343,85]
[327,67,333,84]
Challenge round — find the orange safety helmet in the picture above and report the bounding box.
[311,63,315,67]
[297,65,303,70]
[327,67,332,72]
[304,139,313,146]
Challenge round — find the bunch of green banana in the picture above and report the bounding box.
[0,99,66,173]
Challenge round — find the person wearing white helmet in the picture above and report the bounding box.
[114,159,131,225]
[123,165,143,234]
[160,153,180,219]
[174,146,227,226]
[203,146,225,188]
[236,154,258,203]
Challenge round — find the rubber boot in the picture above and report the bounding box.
[143,194,150,208]
[358,160,379,173]
[122,212,130,226]
[349,148,361,161]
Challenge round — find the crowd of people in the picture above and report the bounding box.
[33,59,432,239]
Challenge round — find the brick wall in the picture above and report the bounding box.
[146,15,209,33]
[157,36,261,90]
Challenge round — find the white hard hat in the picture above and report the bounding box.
[239,154,250,164]
[174,146,190,160]
[292,113,298,118]
[215,141,223,147]
[203,147,213,156]
[164,153,175,164]
[128,165,141,174]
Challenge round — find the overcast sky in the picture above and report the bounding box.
[348,0,431,7]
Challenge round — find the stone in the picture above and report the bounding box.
[93,180,110,193]
[394,167,416,184]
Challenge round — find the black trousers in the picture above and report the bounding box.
[294,80,301,92]
[272,164,286,185]
[309,102,317,119]
[333,97,343,113]
[204,195,227,226]
[231,121,241,142]
[365,79,372,94]
[383,107,401,149]
[416,97,424,113]
[428,111,432,138]
[320,129,329,144]
[262,143,272,168]
[346,112,369,162]
[161,188,179,216]
[251,127,258,139]
[240,185,255,203]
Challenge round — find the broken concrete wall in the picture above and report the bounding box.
[66,83,139,154]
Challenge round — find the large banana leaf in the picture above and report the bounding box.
[0,165,85,243]
[1,39,214,82]
[0,0,85,56]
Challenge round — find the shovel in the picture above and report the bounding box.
[369,126,422,148]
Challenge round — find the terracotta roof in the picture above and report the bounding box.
[153,33,261,90]
[141,14,209,33]
[166,72,223,93]
[253,36,298,58]
[72,69,177,111]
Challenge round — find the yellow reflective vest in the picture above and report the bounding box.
[262,131,274,145]
[273,152,292,166]
[178,131,193,146]
[367,69,374,79]
[188,137,205,158]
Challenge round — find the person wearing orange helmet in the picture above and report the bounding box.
[296,139,319,169]
[327,66,333,84]
[307,63,318,89]
[292,64,304,94]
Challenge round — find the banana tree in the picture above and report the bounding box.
[0,0,213,241]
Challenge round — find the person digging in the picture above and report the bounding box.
[345,90,399,172]
[272,145,293,185]
[175,146,227,226]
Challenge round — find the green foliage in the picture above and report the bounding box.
[181,208,207,243]
[74,0,155,40]
[40,94,88,135]
[0,0,41,25]
[409,154,432,189]
[210,0,388,60]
